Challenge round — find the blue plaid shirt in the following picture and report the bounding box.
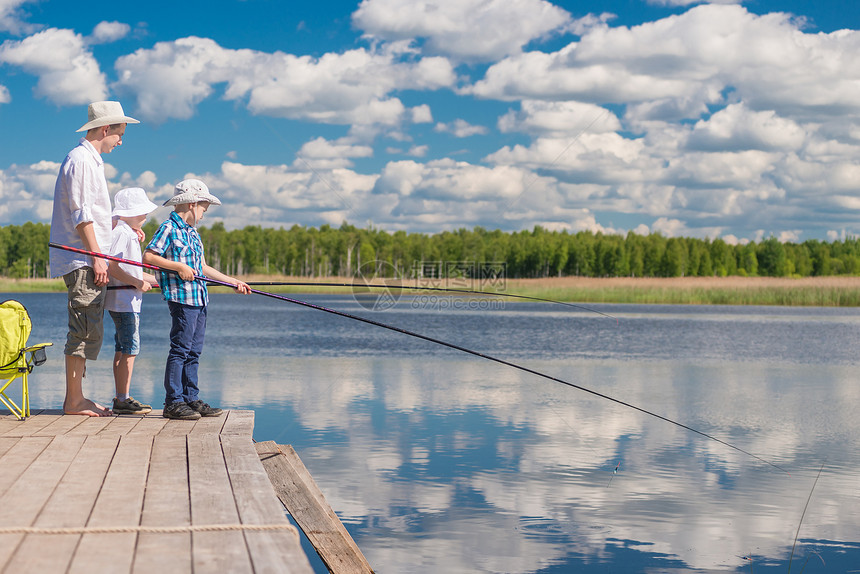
[146,211,208,306]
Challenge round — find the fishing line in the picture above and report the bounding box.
[244,280,617,321]
[50,242,787,473]
[110,279,617,322]
[787,461,826,573]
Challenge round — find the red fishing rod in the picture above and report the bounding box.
[49,242,787,472]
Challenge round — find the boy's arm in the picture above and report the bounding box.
[202,264,251,294]
[108,260,153,291]
[143,249,196,281]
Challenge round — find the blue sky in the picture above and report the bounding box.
[1,0,859,243]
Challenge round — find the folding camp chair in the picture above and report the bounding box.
[0,300,52,419]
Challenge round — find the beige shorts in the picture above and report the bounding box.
[63,267,106,360]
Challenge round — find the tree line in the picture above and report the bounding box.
[3,220,859,280]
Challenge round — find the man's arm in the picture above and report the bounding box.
[76,221,108,286]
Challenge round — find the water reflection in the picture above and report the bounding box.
[9,292,860,572]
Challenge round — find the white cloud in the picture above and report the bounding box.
[434,119,488,138]
[651,216,688,237]
[374,158,527,201]
[114,37,456,127]
[777,229,801,242]
[0,160,59,224]
[0,28,107,104]
[0,0,36,34]
[687,103,807,152]
[411,104,433,123]
[0,84,9,103]
[352,0,571,62]
[485,133,654,183]
[467,4,860,121]
[647,0,742,6]
[296,136,374,169]
[89,21,131,44]
[498,101,621,137]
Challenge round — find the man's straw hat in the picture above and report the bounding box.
[76,101,140,132]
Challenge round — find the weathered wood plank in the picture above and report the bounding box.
[187,432,253,573]
[5,434,119,572]
[125,414,169,437]
[221,409,254,437]
[64,414,116,435]
[0,413,27,434]
[96,414,145,435]
[0,436,19,458]
[31,412,90,436]
[0,409,63,437]
[0,411,319,574]
[0,436,52,495]
[189,412,226,435]
[221,435,313,574]
[133,434,192,574]
[158,417,199,437]
[0,434,87,570]
[256,441,375,574]
[69,434,154,574]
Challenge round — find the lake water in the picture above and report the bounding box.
[6,291,860,572]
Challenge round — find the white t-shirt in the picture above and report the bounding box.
[105,220,145,313]
[49,138,112,277]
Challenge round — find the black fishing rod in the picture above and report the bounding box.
[244,280,618,321]
[49,242,786,473]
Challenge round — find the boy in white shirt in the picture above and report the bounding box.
[105,187,159,414]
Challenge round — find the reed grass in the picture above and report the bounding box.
[0,278,66,293]
[4,275,860,306]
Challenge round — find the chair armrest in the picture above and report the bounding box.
[23,343,53,352]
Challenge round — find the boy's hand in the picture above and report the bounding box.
[234,280,251,294]
[177,264,196,281]
[138,279,153,292]
[134,228,146,242]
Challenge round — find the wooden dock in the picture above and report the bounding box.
[0,409,314,574]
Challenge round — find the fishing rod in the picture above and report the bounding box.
[49,242,786,473]
[244,281,617,321]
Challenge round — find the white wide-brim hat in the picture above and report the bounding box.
[112,187,159,218]
[163,179,222,207]
[77,101,140,132]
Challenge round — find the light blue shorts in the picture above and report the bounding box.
[109,310,140,356]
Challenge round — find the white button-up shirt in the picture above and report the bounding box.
[49,138,112,277]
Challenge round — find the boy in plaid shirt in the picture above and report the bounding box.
[143,179,250,420]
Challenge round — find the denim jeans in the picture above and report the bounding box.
[164,302,207,405]
[109,310,140,355]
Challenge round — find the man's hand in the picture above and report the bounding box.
[93,257,109,286]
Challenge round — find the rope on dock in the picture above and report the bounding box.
[0,523,299,540]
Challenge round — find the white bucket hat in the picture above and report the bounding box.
[112,187,159,218]
[163,179,222,207]
[77,101,140,132]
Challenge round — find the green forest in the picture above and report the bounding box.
[3,220,860,280]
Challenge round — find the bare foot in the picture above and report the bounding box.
[64,397,113,417]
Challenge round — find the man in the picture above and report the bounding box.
[49,101,140,416]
